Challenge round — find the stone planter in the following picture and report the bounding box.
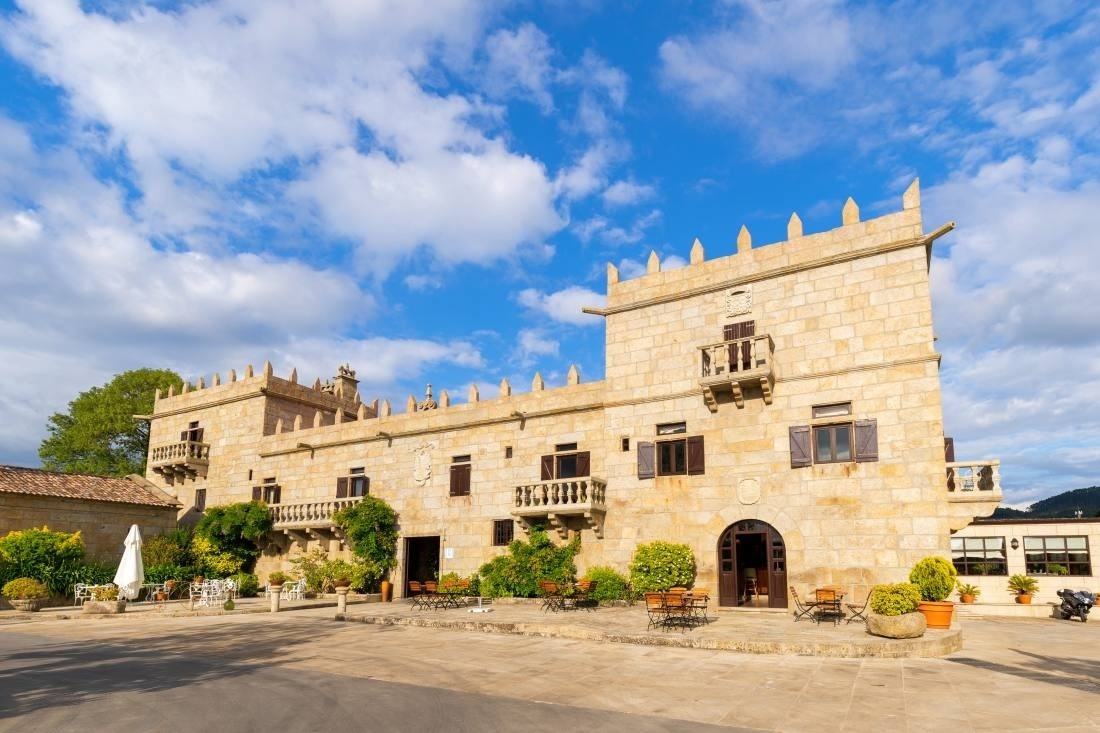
[8,598,44,612]
[865,611,926,639]
[83,600,127,614]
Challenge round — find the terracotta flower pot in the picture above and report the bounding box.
[1016,594,1032,604]
[917,600,954,629]
[960,594,975,604]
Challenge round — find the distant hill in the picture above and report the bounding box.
[993,486,1100,519]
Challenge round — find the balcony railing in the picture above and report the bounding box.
[149,440,210,484]
[699,334,774,410]
[946,460,1001,501]
[271,497,363,529]
[512,477,607,539]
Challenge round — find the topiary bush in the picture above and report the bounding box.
[909,556,957,602]
[582,565,631,602]
[629,541,696,593]
[477,529,579,598]
[869,583,921,616]
[2,577,50,600]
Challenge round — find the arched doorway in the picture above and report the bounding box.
[717,520,787,608]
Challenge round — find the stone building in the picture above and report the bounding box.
[0,465,179,561]
[141,180,1002,607]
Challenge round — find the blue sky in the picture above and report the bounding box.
[0,1,1097,507]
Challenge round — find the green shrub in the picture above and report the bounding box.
[268,571,289,586]
[141,530,190,567]
[629,541,695,593]
[232,572,260,597]
[89,585,119,601]
[2,577,49,600]
[582,565,631,602]
[190,535,244,577]
[1007,574,1038,595]
[288,551,375,593]
[869,583,921,616]
[145,563,199,584]
[194,501,271,571]
[333,497,399,589]
[908,556,957,602]
[477,530,579,598]
[1048,563,1069,576]
[0,527,87,595]
[956,581,980,599]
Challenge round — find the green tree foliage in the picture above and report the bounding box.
[193,501,272,572]
[477,529,579,598]
[629,541,696,593]
[333,496,399,589]
[39,368,184,476]
[0,527,87,595]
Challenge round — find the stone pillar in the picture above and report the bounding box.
[269,585,283,613]
[336,587,349,615]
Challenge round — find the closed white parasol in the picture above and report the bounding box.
[112,524,144,600]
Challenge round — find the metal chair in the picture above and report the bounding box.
[815,588,845,625]
[846,590,872,624]
[790,586,819,623]
[538,580,565,612]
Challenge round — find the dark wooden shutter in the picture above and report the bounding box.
[854,419,879,462]
[362,476,371,496]
[181,430,189,441]
[194,427,204,442]
[943,437,955,462]
[251,486,262,501]
[637,442,655,479]
[540,455,554,481]
[686,436,705,475]
[789,426,811,468]
[450,464,471,496]
[273,485,282,504]
[335,477,349,498]
[576,451,591,477]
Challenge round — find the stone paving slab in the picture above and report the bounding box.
[341,599,963,657]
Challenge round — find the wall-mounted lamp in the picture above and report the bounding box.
[1010,538,1019,550]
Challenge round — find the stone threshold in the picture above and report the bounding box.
[337,610,962,658]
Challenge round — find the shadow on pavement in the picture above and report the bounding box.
[947,649,1100,694]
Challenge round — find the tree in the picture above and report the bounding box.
[39,368,183,476]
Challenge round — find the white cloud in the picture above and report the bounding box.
[516,328,559,365]
[404,274,443,291]
[602,180,656,208]
[517,287,604,326]
[482,23,556,112]
[573,209,661,245]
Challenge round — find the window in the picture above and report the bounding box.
[950,536,1007,576]
[789,404,878,467]
[336,467,370,498]
[540,446,590,480]
[637,425,704,478]
[492,519,514,547]
[1024,536,1091,576]
[180,420,204,443]
[505,446,513,459]
[252,477,280,504]
[621,437,630,452]
[194,488,206,512]
[450,455,472,497]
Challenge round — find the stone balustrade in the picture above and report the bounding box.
[946,460,1001,498]
[512,477,607,539]
[699,334,775,410]
[271,497,362,528]
[149,440,210,483]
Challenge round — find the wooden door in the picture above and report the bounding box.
[718,527,737,606]
[767,527,788,609]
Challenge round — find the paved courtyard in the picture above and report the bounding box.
[0,603,1097,732]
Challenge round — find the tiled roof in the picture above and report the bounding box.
[0,465,179,508]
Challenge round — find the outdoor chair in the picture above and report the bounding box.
[790,586,819,623]
[74,583,93,606]
[422,580,444,609]
[538,580,565,612]
[281,578,305,601]
[661,591,693,631]
[643,592,670,630]
[846,590,871,625]
[814,588,844,626]
[408,581,428,610]
[688,586,710,624]
[570,579,598,611]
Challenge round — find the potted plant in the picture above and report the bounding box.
[1047,563,1069,576]
[865,583,926,638]
[909,556,957,629]
[2,577,49,612]
[956,581,980,604]
[268,571,289,589]
[1008,574,1038,604]
[84,584,126,614]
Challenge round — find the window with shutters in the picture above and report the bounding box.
[194,488,206,512]
[336,467,369,498]
[181,420,204,443]
[492,519,514,546]
[252,477,280,504]
[789,403,878,467]
[540,444,591,480]
[450,455,472,497]
[637,424,704,477]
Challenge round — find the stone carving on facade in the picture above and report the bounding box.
[737,477,761,505]
[725,287,752,318]
[413,443,435,486]
[416,384,438,411]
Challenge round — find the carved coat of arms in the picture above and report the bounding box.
[413,443,434,486]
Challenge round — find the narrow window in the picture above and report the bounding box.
[450,456,472,497]
[621,437,630,452]
[348,467,369,498]
[180,420,204,443]
[505,446,513,459]
[253,477,281,504]
[492,519,515,547]
[194,488,206,512]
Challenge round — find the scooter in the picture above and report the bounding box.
[1055,588,1094,622]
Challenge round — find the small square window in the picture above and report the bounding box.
[657,422,687,435]
[813,424,852,463]
[492,519,515,546]
[453,454,471,463]
[812,402,852,419]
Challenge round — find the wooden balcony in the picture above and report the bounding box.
[946,460,1002,503]
[699,334,774,411]
[149,440,210,484]
[270,497,362,548]
[512,477,607,539]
